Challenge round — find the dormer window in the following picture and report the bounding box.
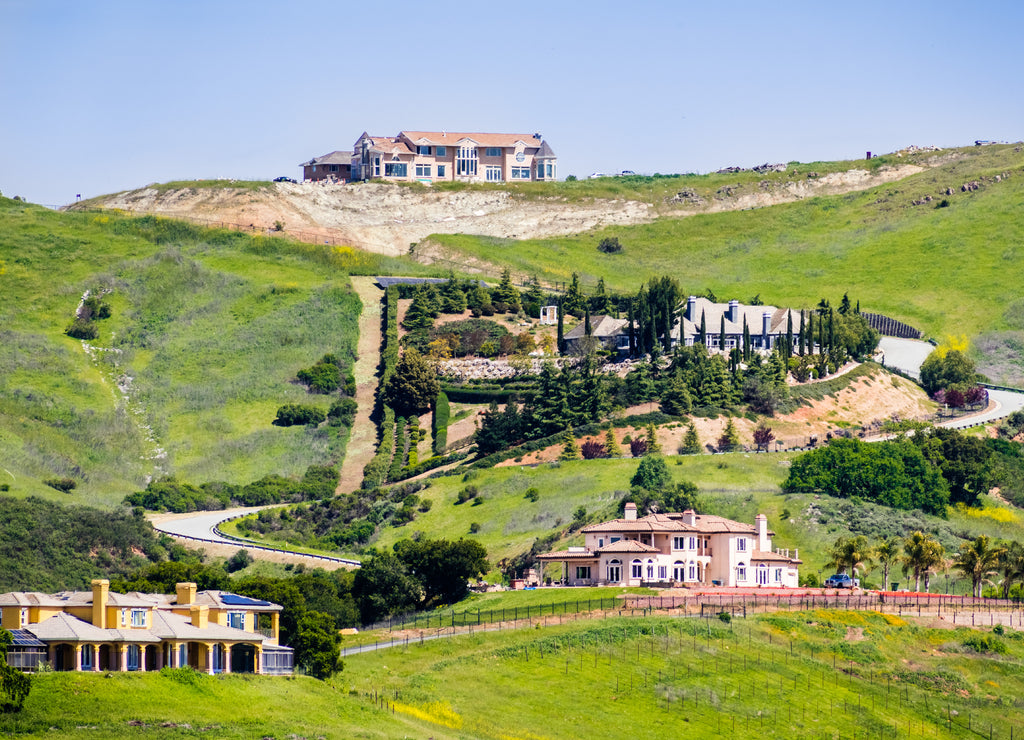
[131,609,146,627]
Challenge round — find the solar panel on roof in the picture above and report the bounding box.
[9,630,45,647]
[220,593,271,607]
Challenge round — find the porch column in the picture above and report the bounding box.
[205,644,214,675]
[255,645,263,675]
[156,645,164,670]
[271,613,280,641]
[223,643,232,674]
[48,644,56,667]
[74,644,83,671]
[138,646,146,672]
[92,644,101,672]
[119,644,129,672]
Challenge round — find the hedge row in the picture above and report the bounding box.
[362,286,400,489]
[390,416,408,481]
[432,391,450,454]
[440,386,516,404]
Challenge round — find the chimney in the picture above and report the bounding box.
[755,514,770,552]
[91,579,109,628]
[624,502,637,521]
[682,509,696,526]
[190,604,209,629]
[176,582,197,606]
[687,295,696,321]
[728,300,739,323]
[762,311,772,346]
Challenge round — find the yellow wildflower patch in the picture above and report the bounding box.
[393,700,463,730]
[956,503,1018,524]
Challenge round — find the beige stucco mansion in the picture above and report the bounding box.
[350,130,556,184]
[537,506,801,588]
[1,580,292,674]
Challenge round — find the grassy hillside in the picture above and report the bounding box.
[0,199,423,506]
[431,144,1024,381]
[8,611,1024,738]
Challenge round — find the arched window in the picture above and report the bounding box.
[646,559,655,579]
[736,562,747,582]
[631,559,643,579]
[688,561,697,581]
[607,559,621,583]
[673,560,685,582]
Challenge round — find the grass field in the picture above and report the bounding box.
[0,199,426,506]
[7,610,1021,739]
[429,144,1024,381]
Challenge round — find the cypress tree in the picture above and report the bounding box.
[628,300,637,358]
[786,311,794,360]
[742,316,750,362]
[719,315,726,355]
[556,299,565,354]
[699,309,707,346]
[662,296,673,353]
[817,308,825,352]
[807,311,815,354]
[584,306,592,336]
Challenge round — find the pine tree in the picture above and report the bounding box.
[563,273,586,317]
[524,274,544,306]
[495,267,521,312]
[604,428,623,457]
[682,423,702,454]
[646,423,661,454]
[559,431,581,460]
[718,418,741,452]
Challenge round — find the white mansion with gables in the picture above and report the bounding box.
[537,506,801,588]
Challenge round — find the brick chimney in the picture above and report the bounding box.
[91,579,109,628]
[624,502,637,521]
[190,604,209,629]
[176,582,197,606]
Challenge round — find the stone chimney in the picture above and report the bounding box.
[176,582,197,606]
[762,311,772,346]
[91,579,109,628]
[190,604,209,629]
[624,502,637,521]
[687,295,697,321]
[728,300,739,323]
[682,509,696,526]
[755,514,770,552]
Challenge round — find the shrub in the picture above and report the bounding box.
[469,522,481,534]
[961,633,1006,654]
[524,487,540,502]
[328,398,358,427]
[456,485,479,504]
[226,549,253,573]
[297,356,343,393]
[43,478,77,493]
[432,391,450,454]
[65,318,97,340]
[597,237,623,254]
[273,404,326,427]
[629,438,648,457]
[581,440,608,459]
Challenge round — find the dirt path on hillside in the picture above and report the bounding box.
[336,277,383,494]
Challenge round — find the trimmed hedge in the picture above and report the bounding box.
[362,286,401,489]
[440,385,515,404]
[433,391,450,454]
[393,451,469,482]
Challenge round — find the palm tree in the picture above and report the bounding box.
[827,536,873,580]
[953,535,1005,598]
[1000,541,1024,599]
[902,532,945,592]
[875,537,902,591]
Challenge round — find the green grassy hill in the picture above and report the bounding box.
[0,199,420,506]
[431,144,1024,382]
[6,611,1024,739]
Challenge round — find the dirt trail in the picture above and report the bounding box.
[336,277,383,494]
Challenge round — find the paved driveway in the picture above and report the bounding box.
[878,336,934,379]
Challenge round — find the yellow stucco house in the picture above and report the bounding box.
[1,580,292,674]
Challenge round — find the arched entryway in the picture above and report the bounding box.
[231,644,257,673]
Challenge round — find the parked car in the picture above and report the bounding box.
[588,172,608,179]
[273,176,297,183]
[824,573,855,589]
[618,170,637,176]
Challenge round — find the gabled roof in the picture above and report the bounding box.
[564,315,628,341]
[26,612,159,643]
[582,512,757,535]
[0,592,66,608]
[300,150,352,167]
[536,140,556,158]
[680,296,803,338]
[398,131,544,150]
[149,610,265,642]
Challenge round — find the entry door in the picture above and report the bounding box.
[607,565,620,583]
[757,566,769,585]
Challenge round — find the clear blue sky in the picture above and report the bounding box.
[2,0,1021,206]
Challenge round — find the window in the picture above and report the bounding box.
[511,167,531,179]
[736,537,747,552]
[485,147,501,157]
[179,644,187,667]
[227,611,246,630]
[688,563,696,580]
[131,609,146,627]
[546,163,555,178]
[575,566,591,580]
[485,166,503,182]
[329,165,338,172]
[20,607,27,627]
[81,644,94,670]
[689,536,697,550]
[415,164,432,177]
[373,157,380,177]
[607,560,621,582]
[120,609,127,626]
[598,538,604,548]
[456,146,478,176]
[436,165,446,177]
[646,561,654,579]
[384,162,408,177]
[417,145,431,155]
[672,537,684,551]
[435,146,446,156]
[736,565,747,581]
[658,566,667,580]
[774,568,783,582]
[673,562,685,581]
[610,536,620,543]
[631,560,642,578]
[757,565,769,585]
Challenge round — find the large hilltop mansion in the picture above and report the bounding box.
[537,507,801,588]
[1,580,293,674]
[342,130,556,184]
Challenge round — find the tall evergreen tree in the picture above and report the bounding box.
[742,316,751,362]
[699,309,707,346]
[584,306,592,336]
[563,273,586,317]
[627,300,637,358]
[556,300,565,354]
[719,315,726,355]
[785,311,794,359]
